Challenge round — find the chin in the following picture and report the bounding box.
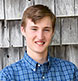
[34,49,47,54]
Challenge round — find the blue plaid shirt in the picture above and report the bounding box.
[0,51,78,81]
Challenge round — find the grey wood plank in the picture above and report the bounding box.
[0,48,6,70]
[51,18,60,45]
[5,0,33,20]
[48,46,66,60]
[0,49,4,59]
[8,21,23,47]
[61,18,78,45]
[19,47,26,59]
[0,0,4,19]
[24,37,26,46]
[0,49,3,70]
[0,57,2,70]
[66,45,78,67]
[3,47,19,68]
[55,0,74,17]
[0,21,9,48]
[35,0,55,13]
[53,46,66,60]
[48,46,54,57]
[75,0,78,16]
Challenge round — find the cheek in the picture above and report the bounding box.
[26,33,35,41]
[46,34,53,41]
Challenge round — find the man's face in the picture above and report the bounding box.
[21,16,54,54]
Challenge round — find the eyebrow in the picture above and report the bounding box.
[31,26,52,28]
[44,27,52,30]
[31,26,38,28]
[45,27,52,28]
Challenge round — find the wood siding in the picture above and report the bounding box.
[0,0,4,19]
[0,0,78,70]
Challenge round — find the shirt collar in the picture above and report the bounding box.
[23,51,51,71]
[23,51,37,71]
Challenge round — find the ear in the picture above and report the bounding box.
[21,26,26,37]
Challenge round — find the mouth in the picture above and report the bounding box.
[35,41,45,46]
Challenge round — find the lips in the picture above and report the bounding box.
[35,41,45,46]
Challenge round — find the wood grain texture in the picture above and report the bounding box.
[0,49,3,70]
[35,0,55,13]
[75,0,78,16]
[55,0,74,17]
[8,21,23,47]
[0,0,4,19]
[0,21,9,48]
[24,37,26,46]
[49,46,66,60]
[65,45,78,67]
[0,48,7,70]
[61,17,78,45]
[3,47,19,67]
[19,47,25,59]
[51,18,60,45]
[5,0,33,20]
[0,57,2,70]
[49,45,78,67]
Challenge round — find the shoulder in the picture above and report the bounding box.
[49,57,78,80]
[50,57,77,70]
[0,59,24,80]
[1,59,23,71]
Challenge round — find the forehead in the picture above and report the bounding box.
[26,16,52,28]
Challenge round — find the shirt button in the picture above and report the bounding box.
[42,76,45,79]
[33,69,36,71]
[38,64,40,67]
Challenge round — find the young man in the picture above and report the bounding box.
[0,4,78,81]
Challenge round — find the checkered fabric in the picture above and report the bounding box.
[0,51,78,81]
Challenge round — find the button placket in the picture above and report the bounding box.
[42,76,45,79]
[33,68,36,71]
[38,64,40,67]
[42,71,45,80]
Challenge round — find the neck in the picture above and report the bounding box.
[27,48,48,64]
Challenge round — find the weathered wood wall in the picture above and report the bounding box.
[0,0,78,70]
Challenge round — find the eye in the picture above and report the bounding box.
[32,29,37,31]
[44,29,50,31]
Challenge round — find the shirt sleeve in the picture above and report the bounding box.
[74,66,78,81]
[0,70,10,81]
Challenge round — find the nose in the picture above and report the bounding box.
[37,30,44,40]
